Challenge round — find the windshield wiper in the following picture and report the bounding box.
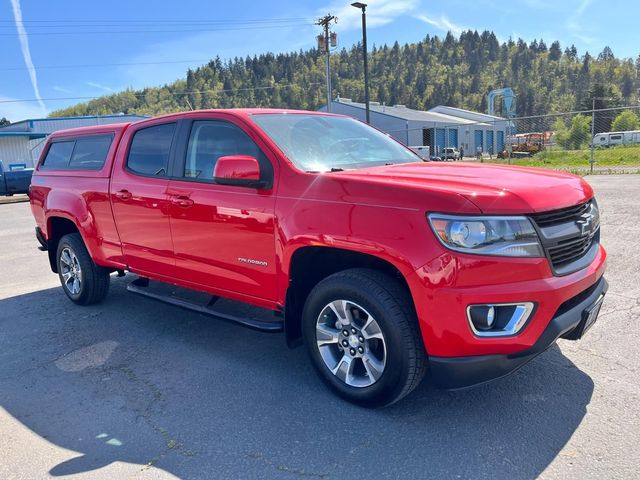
[330,167,344,172]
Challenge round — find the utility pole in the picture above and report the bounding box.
[317,14,336,112]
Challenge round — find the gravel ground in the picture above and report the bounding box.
[0,175,638,479]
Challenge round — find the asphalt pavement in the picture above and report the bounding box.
[0,176,638,479]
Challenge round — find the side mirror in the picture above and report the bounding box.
[213,155,266,188]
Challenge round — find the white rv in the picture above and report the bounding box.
[593,130,640,147]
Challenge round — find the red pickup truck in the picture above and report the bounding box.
[30,109,607,407]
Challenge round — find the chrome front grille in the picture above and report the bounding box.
[530,200,600,275]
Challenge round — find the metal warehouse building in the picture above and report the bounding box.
[322,99,509,156]
[0,114,147,168]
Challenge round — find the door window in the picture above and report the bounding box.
[182,120,272,183]
[127,123,176,177]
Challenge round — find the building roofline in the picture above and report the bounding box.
[2,113,148,128]
[428,105,505,120]
[327,100,408,122]
[0,132,48,139]
[330,99,490,125]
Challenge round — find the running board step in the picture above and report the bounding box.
[126,277,283,332]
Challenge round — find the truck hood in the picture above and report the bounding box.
[335,162,593,214]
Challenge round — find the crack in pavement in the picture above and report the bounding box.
[246,452,334,479]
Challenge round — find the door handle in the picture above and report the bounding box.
[171,195,194,208]
[115,189,132,201]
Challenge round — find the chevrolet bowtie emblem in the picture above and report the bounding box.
[577,214,593,236]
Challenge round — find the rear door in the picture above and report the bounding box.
[110,121,178,277]
[165,115,278,302]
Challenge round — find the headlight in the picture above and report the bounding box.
[590,198,600,230]
[428,214,544,257]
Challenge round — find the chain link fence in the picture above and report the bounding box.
[385,105,640,174]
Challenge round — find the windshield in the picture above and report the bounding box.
[251,113,421,172]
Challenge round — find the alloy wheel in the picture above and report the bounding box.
[60,247,82,295]
[315,299,387,388]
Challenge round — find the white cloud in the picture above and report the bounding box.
[87,82,114,92]
[318,0,420,31]
[9,0,46,117]
[119,25,315,90]
[415,13,466,36]
[52,86,72,94]
[576,0,593,15]
[565,0,596,45]
[0,95,48,122]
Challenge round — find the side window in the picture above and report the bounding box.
[182,120,273,182]
[41,141,74,169]
[68,135,113,170]
[127,123,176,177]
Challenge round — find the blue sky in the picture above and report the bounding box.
[1,0,637,122]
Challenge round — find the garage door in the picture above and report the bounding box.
[497,131,505,152]
[486,131,494,153]
[435,128,446,153]
[474,130,483,151]
[448,129,458,149]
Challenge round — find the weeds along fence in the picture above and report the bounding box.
[385,105,640,173]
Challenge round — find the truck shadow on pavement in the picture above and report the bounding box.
[0,276,594,479]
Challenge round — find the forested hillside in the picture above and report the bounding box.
[50,30,640,118]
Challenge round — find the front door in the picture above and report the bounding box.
[166,117,278,302]
[110,122,177,277]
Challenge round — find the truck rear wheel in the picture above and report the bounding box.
[302,268,427,407]
[56,233,110,305]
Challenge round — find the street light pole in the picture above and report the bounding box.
[351,2,370,124]
[590,97,596,174]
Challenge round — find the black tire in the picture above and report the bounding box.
[56,233,110,305]
[302,268,427,407]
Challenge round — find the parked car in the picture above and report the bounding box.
[441,147,460,161]
[29,109,607,407]
[0,160,33,196]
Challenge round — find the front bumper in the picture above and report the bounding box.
[428,275,608,389]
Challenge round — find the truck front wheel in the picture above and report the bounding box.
[302,268,427,407]
[56,233,110,305]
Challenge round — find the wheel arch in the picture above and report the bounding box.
[283,246,416,348]
[45,215,83,273]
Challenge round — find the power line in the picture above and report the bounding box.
[0,59,214,72]
[0,20,310,29]
[0,17,309,24]
[0,82,323,104]
[0,23,314,36]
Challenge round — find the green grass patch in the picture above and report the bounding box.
[489,144,640,169]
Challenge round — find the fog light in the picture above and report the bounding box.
[469,305,496,331]
[466,302,535,337]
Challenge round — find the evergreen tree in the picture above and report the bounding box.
[49,32,638,120]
